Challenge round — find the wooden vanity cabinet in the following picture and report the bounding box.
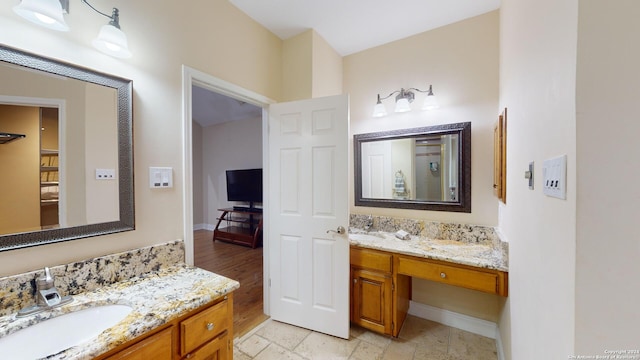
[98,293,234,360]
[350,245,508,337]
[104,326,174,360]
[350,247,409,337]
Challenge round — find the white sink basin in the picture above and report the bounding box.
[0,304,132,359]
[349,233,387,242]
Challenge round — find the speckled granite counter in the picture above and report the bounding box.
[349,231,508,271]
[0,241,240,359]
[349,215,509,272]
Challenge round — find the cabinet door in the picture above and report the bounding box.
[351,268,393,335]
[105,326,173,360]
[185,331,230,360]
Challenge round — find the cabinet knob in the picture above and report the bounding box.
[206,322,215,331]
[440,272,446,279]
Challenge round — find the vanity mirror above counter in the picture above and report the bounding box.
[354,122,471,212]
[0,45,134,251]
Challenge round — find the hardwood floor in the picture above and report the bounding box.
[193,229,268,338]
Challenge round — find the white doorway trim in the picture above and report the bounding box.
[181,65,275,314]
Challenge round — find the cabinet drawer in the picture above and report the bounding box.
[350,248,392,273]
[397,256,499,294]
[180,299,229,355]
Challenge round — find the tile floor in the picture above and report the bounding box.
[234,315,498,360]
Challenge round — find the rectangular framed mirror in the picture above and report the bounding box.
[354,122,471,212]
[0,45,134,251]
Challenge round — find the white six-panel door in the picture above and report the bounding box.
[268,94,349,339]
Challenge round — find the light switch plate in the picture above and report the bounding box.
[149,167,173,188]
[542,155,566,199]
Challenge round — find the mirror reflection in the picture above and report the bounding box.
[354,122,471,212]
[0,45,134,251]
[360,134,459,202]
[0,63,119,236]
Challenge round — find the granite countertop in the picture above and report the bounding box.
[349,230,509,272]
[0,264,240,360]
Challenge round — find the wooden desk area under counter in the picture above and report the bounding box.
[349,233,508,337]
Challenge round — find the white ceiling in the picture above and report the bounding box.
[193,0,500,127]
[192,85,262,128]
[229,0,500,56]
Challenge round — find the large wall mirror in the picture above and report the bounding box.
[0,45,134,251]
[354,122,471,212]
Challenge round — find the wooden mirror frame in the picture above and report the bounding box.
[354,122,471,212]
[0,45,134,251]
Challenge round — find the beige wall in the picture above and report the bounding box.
[0,0,282,276]
[282,31,313,101]
[575,0,640,353]
[201,117,263,228]
[344,11,500,321]
[345,11,499,226]
[499,0,578,358]
[311,31,343,98]
[282,29,343,101]
[85,83,119,224]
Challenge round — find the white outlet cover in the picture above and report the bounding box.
[96,168,116,180]
[542,155,566,199]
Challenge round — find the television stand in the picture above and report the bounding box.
[213,208,263,248]
[232,206,262,213]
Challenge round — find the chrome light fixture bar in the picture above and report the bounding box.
[372,85,439,118]
[12,0,132,59]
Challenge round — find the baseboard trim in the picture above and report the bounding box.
[408,301,497,339]
[194,223,215,231]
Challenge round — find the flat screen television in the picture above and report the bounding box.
[225,168,263,210]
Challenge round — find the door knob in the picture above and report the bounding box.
[326,226,346,235]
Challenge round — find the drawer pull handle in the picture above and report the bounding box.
[440,272,446,279]
[206,322,215,331]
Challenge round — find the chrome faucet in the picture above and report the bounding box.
[364,215,374,231]
[17,267,73,317]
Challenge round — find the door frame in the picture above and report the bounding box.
[181,65,275,315]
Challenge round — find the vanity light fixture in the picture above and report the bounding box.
[12,0,70,31]
[372,85,439,118]
[82,0,132,59]
[12,0,132,59]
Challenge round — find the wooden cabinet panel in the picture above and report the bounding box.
[180,298,229,355]
[350,247,392,273]
[184,330,230,360]
[351,268,393,335]
[493,108,507,203]
[105,326,173,360]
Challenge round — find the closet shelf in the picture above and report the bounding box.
[0,132,26,144]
